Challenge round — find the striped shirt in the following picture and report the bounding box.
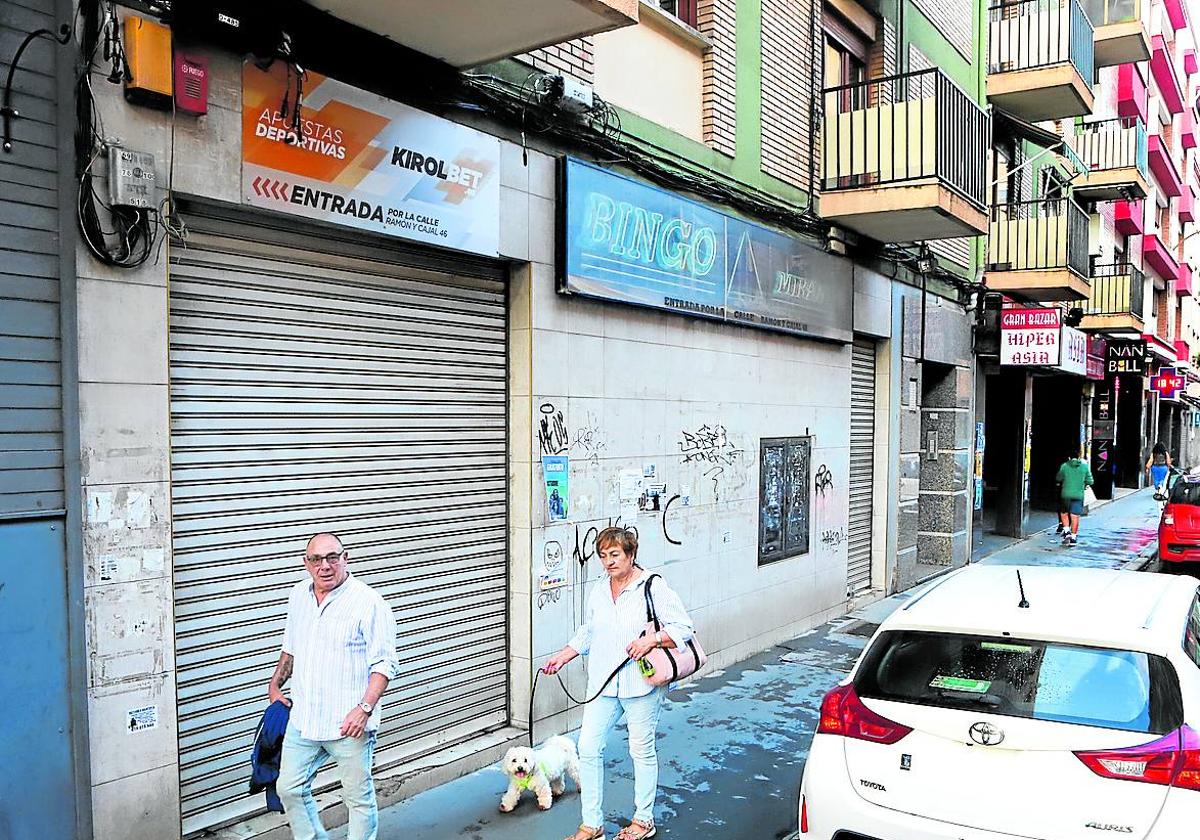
[282,572,398,741]
[567,571,695,699]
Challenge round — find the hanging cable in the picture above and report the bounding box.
[75,0,156,268]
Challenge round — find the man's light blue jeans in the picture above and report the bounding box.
[577,688,667,829]
[277,725,378,840]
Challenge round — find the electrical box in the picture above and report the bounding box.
[124,15,173,109]
[174,52,209,116]
[552,74,595,114]
[108,147,157,209]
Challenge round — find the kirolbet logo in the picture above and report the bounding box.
[391,147,484,193]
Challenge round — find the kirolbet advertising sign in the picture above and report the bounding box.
[241,61,500,255]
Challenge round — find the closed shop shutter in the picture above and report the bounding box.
[848,338,876,593]
[1,0,64,519]
[169,209,509,834]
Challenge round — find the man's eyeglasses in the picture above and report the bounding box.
[305,551,345,566]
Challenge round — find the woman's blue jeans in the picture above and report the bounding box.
[577,688,666,828]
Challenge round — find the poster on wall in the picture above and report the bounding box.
[542,456,570,521]
[241,62,500,255]
[973,422,985,511]
[559,158,854,343]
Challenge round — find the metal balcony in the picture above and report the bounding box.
[1080,0,1150,66]
[985,198,1091,300]
[1068,117,1149,201]
[302,0,638,67]
[987,0,1095,122]
[1079,263,1145,332]
[820,68,990,242]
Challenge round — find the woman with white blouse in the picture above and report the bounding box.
[543,527,695,840]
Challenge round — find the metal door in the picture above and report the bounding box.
[848,339,876,593]
[168,211,509,833]
[0,520,75,840]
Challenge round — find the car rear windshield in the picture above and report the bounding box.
[1170,479,1200,505]
[855,631,1183,734]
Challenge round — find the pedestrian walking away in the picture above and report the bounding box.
[267,533,399,840]
[1147,441,1173,503]
[1055,449,1094,547]
[542,527,696,840]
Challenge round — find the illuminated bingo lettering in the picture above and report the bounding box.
[584,192,718,275]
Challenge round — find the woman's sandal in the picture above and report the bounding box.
[615,819,656,840]
[564,825,605,840]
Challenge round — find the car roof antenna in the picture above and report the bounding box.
[1016,570,1030,609]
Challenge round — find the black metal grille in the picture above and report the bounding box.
[987,198,1090,278]
[988,0,1095,80]
[821,68,990,210]
[1086,262,1146,316]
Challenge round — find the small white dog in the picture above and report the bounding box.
[499,735,580,812]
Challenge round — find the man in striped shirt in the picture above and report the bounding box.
[268,533,398,840]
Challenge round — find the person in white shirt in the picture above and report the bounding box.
[543,527,695,840]
[267,533,398,840]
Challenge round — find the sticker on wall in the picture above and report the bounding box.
[127,705,158,733]
[639,482,667,512]
[542,455,570,522]
[619,468,641,520]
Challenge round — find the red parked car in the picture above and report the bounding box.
[1158,474,1200,564]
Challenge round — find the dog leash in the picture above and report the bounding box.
[527,657,630,748]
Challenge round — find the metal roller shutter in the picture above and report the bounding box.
[848,339,876,593]
[168,210,508,834]
[1,0,65,519]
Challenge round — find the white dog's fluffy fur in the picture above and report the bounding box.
[499,736,580,812]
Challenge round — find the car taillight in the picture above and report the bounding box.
[1075,726,1200,791]
[817,684,912,744]
[799,794,808,833]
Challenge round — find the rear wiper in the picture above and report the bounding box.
[935,688,1002,707]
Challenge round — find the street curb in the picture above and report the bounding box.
[1121,539,1158,572]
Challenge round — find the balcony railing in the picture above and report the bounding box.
[1085,263,1145,316]
[989,0,1095,80]
[821,68,990,209]
[988,198,1090,277]
[1080,0,1138,26]
[1069,116,1148,176]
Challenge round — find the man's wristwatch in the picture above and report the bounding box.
[358,702,373,715]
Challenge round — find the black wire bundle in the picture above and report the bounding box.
[75,0,159,268]
[463,72,831,245]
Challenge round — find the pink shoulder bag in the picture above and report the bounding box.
[637,574,707,687]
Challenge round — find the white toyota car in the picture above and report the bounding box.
[798,565,1200,840]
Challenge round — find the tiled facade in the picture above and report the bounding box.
[699,0,738,155]
[760,0,820,190]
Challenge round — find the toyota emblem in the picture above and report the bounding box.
[969,721,1004,746]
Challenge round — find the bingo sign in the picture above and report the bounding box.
[1001,308,1062,366]
[1152,367,1186,401]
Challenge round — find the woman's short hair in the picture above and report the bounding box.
[595,526,638,559]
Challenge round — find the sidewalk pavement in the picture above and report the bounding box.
[327,489,1161,840]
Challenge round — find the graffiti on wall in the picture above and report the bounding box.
[814,464,834,496]
[679,424,742,465]
[538,402,569,456]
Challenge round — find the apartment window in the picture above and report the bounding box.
[759,437,812,564]
[991,139,1018,206]
[658,0,698,27]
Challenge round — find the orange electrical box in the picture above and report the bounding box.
[124,15,173,108]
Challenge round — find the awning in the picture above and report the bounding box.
[993,108,1087,175]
